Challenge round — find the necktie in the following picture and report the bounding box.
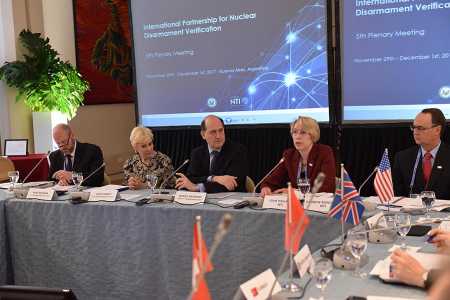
[65,154,73,171]
[422,152,432,184]
[209,151,219,174]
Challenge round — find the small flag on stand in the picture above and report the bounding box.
[192,216,213,300]
[374,148,394,203]
[328,168,365,225]
[285,183,310,253]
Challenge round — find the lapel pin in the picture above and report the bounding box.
[437,165,443,169]
[308,163,313,167]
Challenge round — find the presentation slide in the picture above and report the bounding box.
[130,0,329,127]
[342,0,450,121]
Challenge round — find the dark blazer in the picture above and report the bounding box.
[48,141,104,187]
[261,143,336,193]
[186,141,248,193]
[392,143,450,200]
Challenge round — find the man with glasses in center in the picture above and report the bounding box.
[48,123,105,187]
[392,108,450,199]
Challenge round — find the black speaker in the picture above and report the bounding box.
[0,285,77,300]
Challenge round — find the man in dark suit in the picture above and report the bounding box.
[48,124,104,187]
[393,108,450,199]
[175,115,248,193]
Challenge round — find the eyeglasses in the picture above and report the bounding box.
[291,129,309,136]
[410,124,439,132]
[56,132,72,148]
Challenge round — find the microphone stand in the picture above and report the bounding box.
[158,159,189,193]
[78,162,106,187]
[21,151,51,184]
[242,158,285,202]
[357,167,377,196]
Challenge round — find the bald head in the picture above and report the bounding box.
[53,123,75,154]
[200,115,225,150]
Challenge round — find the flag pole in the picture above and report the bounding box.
[340,163,345,243]
[195,216,204,280]
[186,216,204,300]
[268,182,305,297]
[385,148,391,215]
[286,182,296,291]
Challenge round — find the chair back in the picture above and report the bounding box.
[0,157,15,182]
[102,173,111,186]
[245,176,256,193]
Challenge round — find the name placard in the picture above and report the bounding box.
[174,191,206,204]
[294,244,314,277]
[262,194,287,210]
[240,269,281,300]
[27,188,55,201]
[303,193,334,213]
[89,190,118,202]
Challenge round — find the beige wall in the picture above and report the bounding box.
[6,0,136,181]
[6,0,35,151]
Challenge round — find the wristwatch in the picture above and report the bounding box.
[422,271,430,289]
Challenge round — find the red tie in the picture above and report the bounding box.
[423,152,432,184]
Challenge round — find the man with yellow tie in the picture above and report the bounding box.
[392,108,450,200]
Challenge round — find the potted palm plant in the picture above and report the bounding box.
[0,29,89,152]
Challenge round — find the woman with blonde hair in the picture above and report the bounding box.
[123,126,175,189]
[260,116,336,196]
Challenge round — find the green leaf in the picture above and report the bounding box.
[0,29,89,119]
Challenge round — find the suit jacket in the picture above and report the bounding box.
[186,141,248,193]
[48,141,104,187]
[392,143,450,200]
[261,143,336,193]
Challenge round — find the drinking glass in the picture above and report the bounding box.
[72,172,84,191]
[421,191,436,220]
[297,178,310,200]
[313,258,333,300]
[347,227,368,278]
[395,213,411,250]
[8,171,19,191]
[146,174,158,193]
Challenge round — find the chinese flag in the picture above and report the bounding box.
[284,185,310,253]
[192,220,213,300]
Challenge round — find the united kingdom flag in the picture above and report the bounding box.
[327,168,365,225]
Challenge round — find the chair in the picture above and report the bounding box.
[0,157,15,182]
[0,285,77,299]
[245,176,256,193]
[102,173,111,186]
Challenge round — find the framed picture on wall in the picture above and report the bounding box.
[4,139,28,156]
[73,0,134,105]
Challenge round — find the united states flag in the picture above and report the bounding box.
[374,149,394,203]
[328,169,364,225]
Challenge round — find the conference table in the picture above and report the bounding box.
[1,190,345,300]
[283,235,430,300]
[1,189,443,300]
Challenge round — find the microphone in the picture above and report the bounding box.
[158,159,189,191]
[357,167,377,195]
[78,162,106,187]
[305,172,326,210]
[22,151,51,183]
[232,197,264,209]
[208,213,233,259]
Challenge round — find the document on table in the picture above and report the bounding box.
[370,252,447,282]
